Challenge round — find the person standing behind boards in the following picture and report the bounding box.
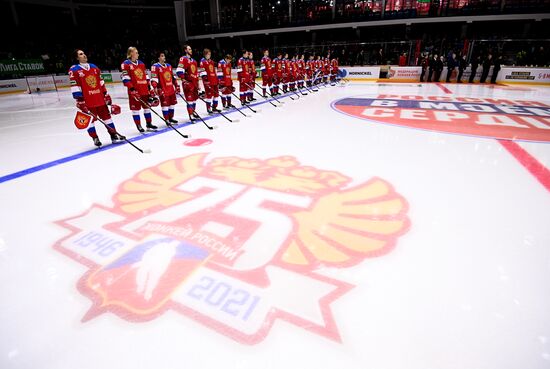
[457,55,467,83]
[434,55,444,82]
[445,53,457,83]
[469,55,480,83]
[480,54,492,83]
[490,54,502,84]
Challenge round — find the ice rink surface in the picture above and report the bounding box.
[1,81,550,369]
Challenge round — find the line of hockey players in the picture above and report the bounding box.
[69,46,340,147]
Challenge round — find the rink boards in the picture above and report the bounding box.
[0,81,549,369]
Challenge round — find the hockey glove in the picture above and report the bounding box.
[110,104,121,115]
[129,88,140,101]
[76,98,89,113]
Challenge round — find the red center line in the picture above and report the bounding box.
[381,80,549,192]
[435,83,453,94]
[498,139,550,193]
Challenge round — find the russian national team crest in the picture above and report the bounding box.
[134,68,144,80]
[85,75,97,88]
[53,153,410,344]
[333,94,550,142]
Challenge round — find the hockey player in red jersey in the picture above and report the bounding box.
[323,55,331,83]
[306,55,315,87]
[315,56,323,85]
[237,50,252,105]
[330,56,339,83]
[151,52,179,124]
[69,49,124,147]
[199,48,221,114]
[296,55,306,89]
[218,54,234,109]
[176,44,200,122]
[288,56,297,91]
[247,52,257,102]
[273,52,284,95]
[121,47,158,132]
[282,53,291,93]
[260,49,273,97]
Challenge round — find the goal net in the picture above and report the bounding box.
[25,74,58,93]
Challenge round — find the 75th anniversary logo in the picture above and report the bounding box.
[53,153,410,344]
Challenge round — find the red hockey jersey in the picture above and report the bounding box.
[176,56,199,85]
[316,59,323,71]
[248,58,256,79]
[237,57,251,81]
[150,62,176,96]
[283,59,291,76]
[323,59,331,74]
[331,59,339,73]
[306,60,315,76]
[121,59,150,95]
[296,59,306,77]
[261,56,273,76]
[273,58,284,78]
[217,59,232,87]
[289,60,297,78]
[69,63,107,108]
[199,58,219,85]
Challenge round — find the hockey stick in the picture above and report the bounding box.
[302,78,317,93]
[228,103,250,117]
[280,74,298,100]
[286,90,298,100]
[317,72,329,87]
[197,95,239,123]
[138,97,190,138]
[306,83,318,92]
[289,85,301,98]
[176,93,218,130]
[252,86,279,107]
[226,98,250,117]
[317,71,331,88]
[304,76,319,92]
[296,83,308,95]
[254,82,285,105]
[311,71,323,87]
[280,85,297,100]
[220,85,249,117]
[231,91,259,113]
[88,112,151,154]
[222,86,250,118]
[291,76,308,95]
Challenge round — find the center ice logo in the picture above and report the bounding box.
[332,94,550,142]
[53,153,409,344]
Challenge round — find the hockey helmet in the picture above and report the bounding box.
[148,96,160,107]
[110,104,121,115]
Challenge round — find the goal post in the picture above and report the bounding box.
[25,74,58,94]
